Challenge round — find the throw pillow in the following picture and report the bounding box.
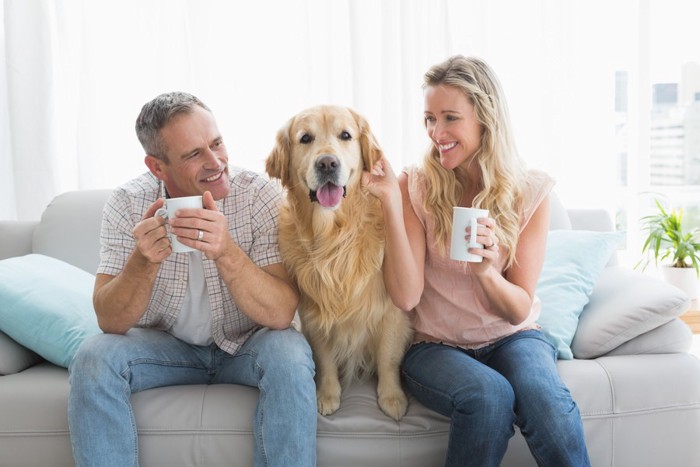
[0,330,43,375]
[571,266,691,358]
[536,230,624,359]
[0,254,101,368]
[603,318,692,357]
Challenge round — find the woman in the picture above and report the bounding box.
[363,55,590,466]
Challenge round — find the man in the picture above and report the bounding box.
[68,92,317,467]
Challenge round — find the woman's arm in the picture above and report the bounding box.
[472,196,550,325]
[363,157,426,311]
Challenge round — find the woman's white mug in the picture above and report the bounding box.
[450,207,489,262]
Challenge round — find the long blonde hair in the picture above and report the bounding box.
[421,55,527,269]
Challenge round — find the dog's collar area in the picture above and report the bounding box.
[309,185,347,203]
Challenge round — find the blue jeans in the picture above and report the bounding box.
[401,330,590,467]
[68,327,317,467]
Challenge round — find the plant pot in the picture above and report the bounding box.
[662,266,700,300]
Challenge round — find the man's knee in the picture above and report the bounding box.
[254,328,315,378]
[69,333,129,383]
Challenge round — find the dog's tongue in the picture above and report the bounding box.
[317,183,344,208]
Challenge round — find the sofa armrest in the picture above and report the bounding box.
[0,220,38,260]
[572,266,691,359]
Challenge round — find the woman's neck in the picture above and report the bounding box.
[454,164,482,207]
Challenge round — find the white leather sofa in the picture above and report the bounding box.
[1,189,700,467]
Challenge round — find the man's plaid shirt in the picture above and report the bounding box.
[97,169,283,355]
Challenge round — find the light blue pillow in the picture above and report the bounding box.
[0,254,101,368]
[536,230,624,359]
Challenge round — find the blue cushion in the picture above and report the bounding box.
[536,230,624,359]
[0,254,101,368]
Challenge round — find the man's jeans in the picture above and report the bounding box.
[68,327,317,467]
[401,329,590,467]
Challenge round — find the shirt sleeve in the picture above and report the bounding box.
[519,170,556,232]
[248,177,283,269]
[96,188,138,277]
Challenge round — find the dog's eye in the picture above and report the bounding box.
[340,131,352,141]
[300,134,313,144]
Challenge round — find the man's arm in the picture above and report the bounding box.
[170,191,298,329]
[215,255,298,330]
[94,199,170,334]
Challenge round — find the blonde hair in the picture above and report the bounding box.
[421,55,527,269]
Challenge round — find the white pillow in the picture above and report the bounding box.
[603,318,692,356]
[0,330,43,375]
[571,266,690,359]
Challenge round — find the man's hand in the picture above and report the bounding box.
[169,191,233,260]
[132,198,171,264]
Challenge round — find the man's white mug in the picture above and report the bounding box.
[450,207,489,262]
[158,195,203,253]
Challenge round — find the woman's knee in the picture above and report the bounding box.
[455,372,515,419]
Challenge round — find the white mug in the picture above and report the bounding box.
[156,195,203,253]
[450,207,489,262]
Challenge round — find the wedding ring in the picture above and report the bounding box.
[197,229,204,241]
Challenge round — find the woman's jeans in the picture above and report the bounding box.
[68,327,317,467]
[402,329,590,467]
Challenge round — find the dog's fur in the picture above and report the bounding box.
[266,105,413,420]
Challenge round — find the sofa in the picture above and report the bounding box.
[1,188,700,467]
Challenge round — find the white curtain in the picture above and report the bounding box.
[1,0,632,221]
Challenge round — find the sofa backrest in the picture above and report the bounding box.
[549,192,572,230]
[29,189,616,275]
[33,190,112,274]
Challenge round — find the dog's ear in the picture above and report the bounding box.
[265,118,293,187]
[349,108,383,171]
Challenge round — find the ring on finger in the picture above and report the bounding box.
[197,229,204,241]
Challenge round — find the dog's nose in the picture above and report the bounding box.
[316,155,340,175]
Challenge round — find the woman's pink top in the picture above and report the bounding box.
[405,167,554,349]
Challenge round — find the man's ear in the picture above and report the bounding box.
[145,155,168,181]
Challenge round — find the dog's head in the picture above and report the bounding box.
[266,105,383,210]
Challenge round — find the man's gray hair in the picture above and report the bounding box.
[135,92,210,161]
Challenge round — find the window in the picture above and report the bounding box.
[614,0,700,269]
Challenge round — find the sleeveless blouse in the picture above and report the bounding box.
[405,167,555,349]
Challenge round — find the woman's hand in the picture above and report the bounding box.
[466,217,501,274]
[362,156,402,207]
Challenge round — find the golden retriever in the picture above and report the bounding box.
[265,105,413,421]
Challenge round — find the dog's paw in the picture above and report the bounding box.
[316,392,341,416]
[378,389,409,421]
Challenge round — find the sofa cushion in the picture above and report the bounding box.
[536,230,624,359]
[0,330,43,375]
[571,266,691,359]
[0,254,102,368]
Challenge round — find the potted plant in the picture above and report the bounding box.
[636,198,700,299]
